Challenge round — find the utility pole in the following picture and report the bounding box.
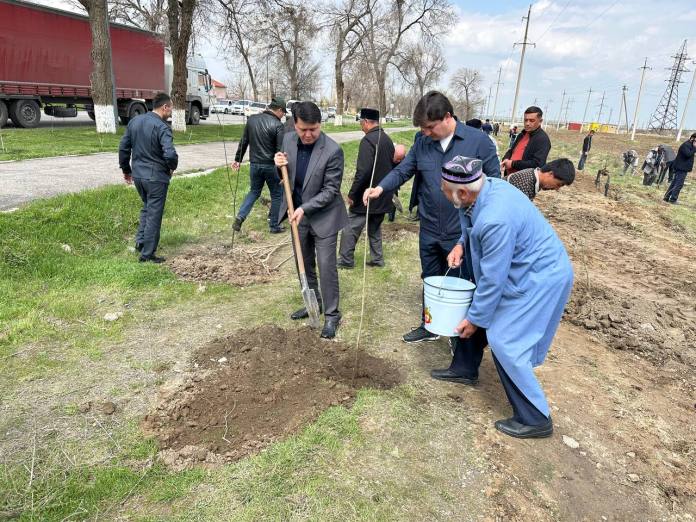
[580,88,593,132]
[556,90,566,130]
[492,66,503,121]
[542,98,552,128]
[485,85,493,119]
[596,90,606,123]
[563,97,574,128]
[607,106,613,128]
[676,61,696,141]
[631,58,651,141]
[510,4,535,126]
[617,85,628,133]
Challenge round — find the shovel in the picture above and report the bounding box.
[279,165,322,329]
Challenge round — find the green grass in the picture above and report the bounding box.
[0,121,409,162]
[14,125,691,521]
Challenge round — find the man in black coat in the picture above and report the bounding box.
[232,98,286,233]
[501,106,551,177]
[119,92,178,263]
[338,108,395,268]
[578,129,594,171]
[664,133,696,204]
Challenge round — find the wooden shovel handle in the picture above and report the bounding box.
[279,165,307,278]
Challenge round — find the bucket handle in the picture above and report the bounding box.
[437,264,463,296]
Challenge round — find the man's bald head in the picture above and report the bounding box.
[393,144,407,164]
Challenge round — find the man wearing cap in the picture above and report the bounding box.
[363,91,500,345]
[232,98,287,234]
[507,158,576,201]
[438,155,574,439]
[339,108,395,268]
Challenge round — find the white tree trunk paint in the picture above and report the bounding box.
[94,104,116,134]
[171,108,187,132]
[334,114,343,126]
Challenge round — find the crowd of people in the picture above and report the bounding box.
[117,87,692,441]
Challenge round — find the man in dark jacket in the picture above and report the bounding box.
[232,98,286,233]
[364,91,500,344]
[501,106,551,177]
[119,92,178,263]
[578,129,594,171]
[482,119,493,134]
[338,108,395,268]
[664,133,696,204]
[507,158,575,201]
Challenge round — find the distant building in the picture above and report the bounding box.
[210,79,227,101]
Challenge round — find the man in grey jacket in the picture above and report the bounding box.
[119,92,178,263]
[274,101,348,339]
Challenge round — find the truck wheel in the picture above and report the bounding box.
[87,110,96,121]
[9,100,41,128]
[0,100,8,128]
[128,103,146,120]
[188,105,201,125]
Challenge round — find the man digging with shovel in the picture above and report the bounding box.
[274,101,347,339]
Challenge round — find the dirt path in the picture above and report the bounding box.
[0,127,412,211]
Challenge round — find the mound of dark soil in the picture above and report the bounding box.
[142,326,402,466]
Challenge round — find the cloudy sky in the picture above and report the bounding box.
[32,0,696,130]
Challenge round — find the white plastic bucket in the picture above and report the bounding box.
[423,276,476,337]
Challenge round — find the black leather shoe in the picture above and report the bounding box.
[430,368,478,385]
[337,262,354,269]
[321,315,341,339]
[290,305,323,320]
[269,226,285,234]
[366,260,384,267]
[232,216,243,232]
[494,417,553,439]
[139,255,166,264]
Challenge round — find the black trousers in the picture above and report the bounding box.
[664,170,688,202]
[448,328,548,426]
[134,178,169,258]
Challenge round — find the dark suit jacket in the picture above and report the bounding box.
[347,126,395,214]
[279,132,348,238]
[118,112,178,184]
[582,134,592,153]
[673,139,696,172]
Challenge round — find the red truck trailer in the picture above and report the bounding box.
[0,0,211,128]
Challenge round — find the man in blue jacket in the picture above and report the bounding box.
[364,91,500,344]
[664,133,696,204]
[119,93,178,263]
[442,155,574,438]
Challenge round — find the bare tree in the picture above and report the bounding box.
[167,0,197,130]
[215,0,262,100]
[262,0,319,100]
[449,67,483,120]
[109,0,168,34]
[326,0,374,125]
[357,0,452,117]
[77,0,118,133]
[393,38,446,98]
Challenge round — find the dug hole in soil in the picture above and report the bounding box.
[142,326,402,468]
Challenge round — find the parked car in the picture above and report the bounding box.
[243,101,268,117]
[211,100,234,114]
[327,106,336,118]
[231,99,252,115]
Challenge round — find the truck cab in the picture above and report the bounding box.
[163,52,212,125]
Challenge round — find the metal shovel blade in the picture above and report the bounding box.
[299,274,321,328]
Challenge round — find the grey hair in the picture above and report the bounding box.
[444,177,484,193]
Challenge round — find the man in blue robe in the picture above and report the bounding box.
[439,155,574,439]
